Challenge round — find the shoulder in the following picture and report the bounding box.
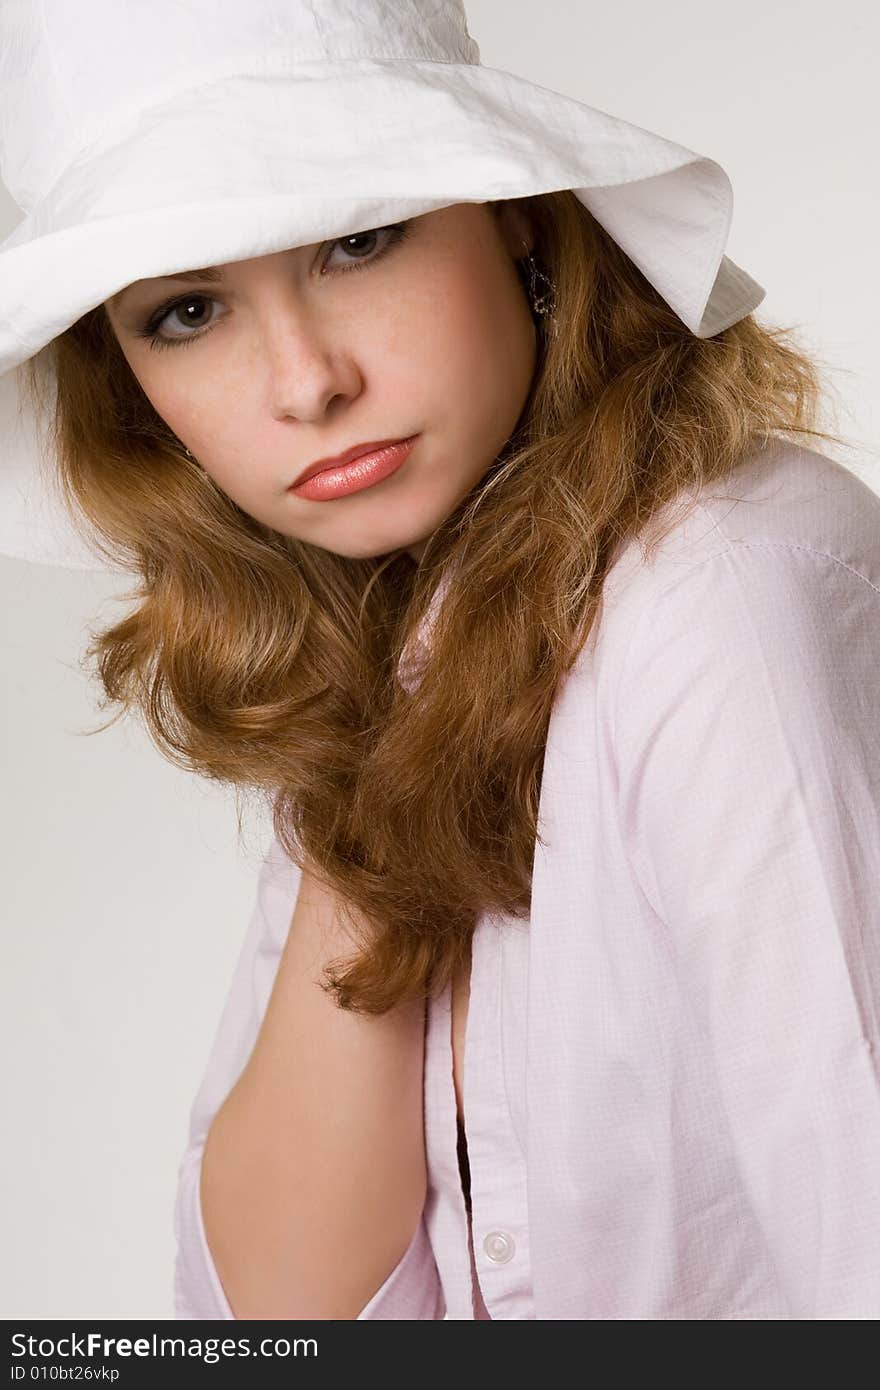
[591,439,880,676]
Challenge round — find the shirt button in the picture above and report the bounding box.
[483,1230,515,1263]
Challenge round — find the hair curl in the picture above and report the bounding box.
[21,191,857,1014]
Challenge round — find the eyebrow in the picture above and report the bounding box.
[111,266,225,309]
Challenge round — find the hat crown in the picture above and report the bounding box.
[0,0,480,214]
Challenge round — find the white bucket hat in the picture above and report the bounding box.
[0,0,766,572]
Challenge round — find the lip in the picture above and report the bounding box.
[289,435,418,501]
[292,436,416,489]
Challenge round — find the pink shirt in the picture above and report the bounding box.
[422,913,530,1318]
[174,438,880,1319]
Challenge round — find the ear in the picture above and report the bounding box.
[493,200,536,260]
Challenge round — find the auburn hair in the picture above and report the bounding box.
[21,191,855,1014]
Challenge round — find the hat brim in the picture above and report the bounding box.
[0,58,765,568]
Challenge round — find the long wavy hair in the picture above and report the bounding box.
[21,190,856,1015]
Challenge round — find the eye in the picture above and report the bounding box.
[138,294,225,350]
[161,297,221,336]
[321,222,411,275]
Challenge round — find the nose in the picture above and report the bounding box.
[255,294,362,424]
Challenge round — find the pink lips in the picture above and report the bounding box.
[290,436,418,500]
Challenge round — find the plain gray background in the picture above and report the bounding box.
[2,0,878,1319]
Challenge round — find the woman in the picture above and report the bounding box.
[2,1,878,1319]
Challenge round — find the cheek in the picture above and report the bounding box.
[122,354,200,441]
[410,260,534,428]
[136,364,235,462]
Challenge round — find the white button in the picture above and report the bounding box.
[483,1230,515,1263]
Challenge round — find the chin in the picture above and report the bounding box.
[310,536,417,562]
[336,519,438,563]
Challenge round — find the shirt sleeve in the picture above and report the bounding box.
[172,833,445,1320]
[614,540,880,1319]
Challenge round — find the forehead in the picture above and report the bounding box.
[107,208,466,311]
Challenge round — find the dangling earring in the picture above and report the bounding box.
[521,240,559,339]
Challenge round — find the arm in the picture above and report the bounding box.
[615,540,880,1318]
[173,835,444,1319]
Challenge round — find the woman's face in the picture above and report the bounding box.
[104,202,539,563]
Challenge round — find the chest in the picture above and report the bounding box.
[450,945,470,1128]
[449,944,472,1218]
